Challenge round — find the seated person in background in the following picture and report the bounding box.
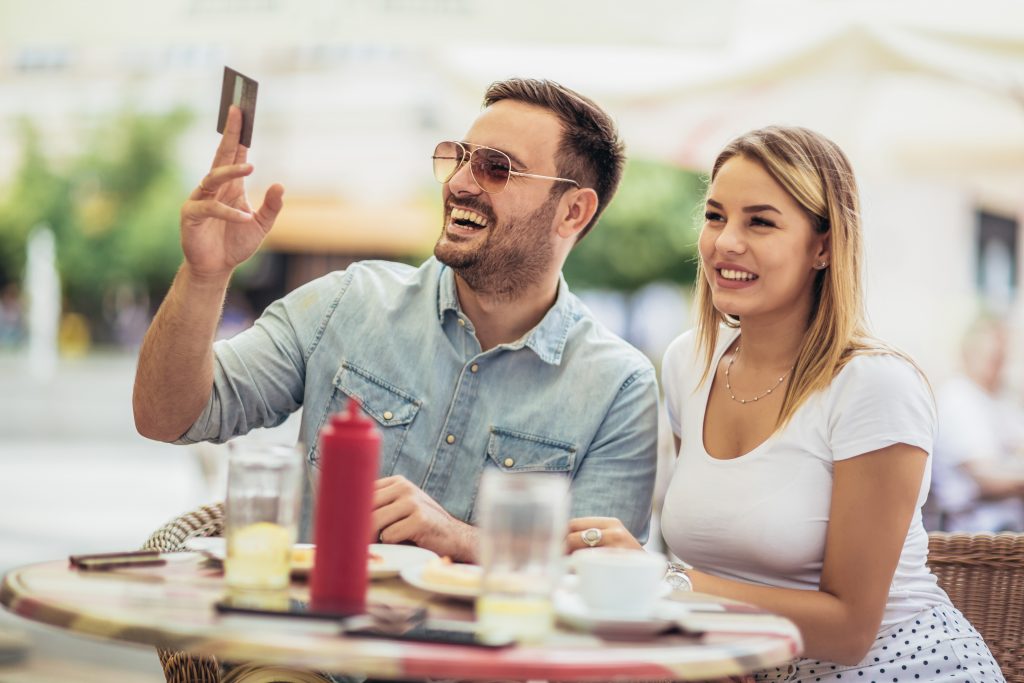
[928,315,1024,531]
[567,126,1002,681]
[133,78,658,561]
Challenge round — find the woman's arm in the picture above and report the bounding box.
[691,444,926,664]
[570,442,927,666]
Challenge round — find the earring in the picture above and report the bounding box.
[815,261,828,270]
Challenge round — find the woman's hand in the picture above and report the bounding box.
[566,517,643,552]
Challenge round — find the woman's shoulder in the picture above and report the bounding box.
[831,347,928,396]
[822,345,937,459]
[663,325,738,367]
[663,328,699,362]
[821,345,935,426]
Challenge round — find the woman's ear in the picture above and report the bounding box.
[813,233,831,269]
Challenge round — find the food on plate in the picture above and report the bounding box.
[420,556,482,589]
[290,545,314,567]
[288,546,382,569]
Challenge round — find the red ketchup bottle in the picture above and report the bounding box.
[310,398,380,614]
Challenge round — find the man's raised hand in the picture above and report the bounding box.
[180,105,284,281]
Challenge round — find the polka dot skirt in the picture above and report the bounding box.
[754,604,1004,683]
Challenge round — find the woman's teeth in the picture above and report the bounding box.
[721,269,757,281]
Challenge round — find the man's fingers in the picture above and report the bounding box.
[190,163,253,201]
[234,143,248,166]
[211,105,243,169]
[183,199,252,223]
[380,517,417,546]
[254,184,285,232]
[372,498,412,540]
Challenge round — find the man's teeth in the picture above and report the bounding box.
[450,208,488,228]
[721,269,757,281]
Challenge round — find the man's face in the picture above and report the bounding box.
[434,100,567,298]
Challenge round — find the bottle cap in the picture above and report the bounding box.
[330,398,374,430]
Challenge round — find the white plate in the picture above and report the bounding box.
[182,538,436,580]
[399,562,482,600]
[553,588,687,639]
[367,544,439,579]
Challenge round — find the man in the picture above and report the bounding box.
[928,316,1024,531]
[133,78,658,561]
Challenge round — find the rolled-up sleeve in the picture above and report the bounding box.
[175,273,347,445]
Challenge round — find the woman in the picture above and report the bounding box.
[569,127,1003,681]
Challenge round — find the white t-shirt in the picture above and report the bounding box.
[660,327,951,627]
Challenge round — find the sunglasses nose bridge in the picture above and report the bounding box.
[439,142,475,190]
[450,151,482,192]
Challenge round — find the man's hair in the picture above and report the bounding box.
[483,78,625,241]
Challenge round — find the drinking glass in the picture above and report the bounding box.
[475,470,569,644]
[224,442,303,593]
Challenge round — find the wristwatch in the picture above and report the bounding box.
[665,561,693,592]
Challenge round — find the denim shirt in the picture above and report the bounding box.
[179,258,658,541]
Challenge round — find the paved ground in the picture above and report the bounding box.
[0,351,216,681]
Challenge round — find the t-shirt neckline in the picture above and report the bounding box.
[699,327,780,464]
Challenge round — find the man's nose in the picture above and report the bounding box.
[446,156,481,196]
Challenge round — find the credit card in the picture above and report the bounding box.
[217,66,258,147]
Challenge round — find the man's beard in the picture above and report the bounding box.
[434,194,558,301]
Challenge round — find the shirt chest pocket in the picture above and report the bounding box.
[485,427,578,474]
[319,361,421,476]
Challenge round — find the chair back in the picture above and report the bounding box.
[143,502,225,683]
[927,532,1024,683]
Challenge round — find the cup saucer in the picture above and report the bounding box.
[552,588,687,639]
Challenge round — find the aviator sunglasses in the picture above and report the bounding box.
[432,140,580,194]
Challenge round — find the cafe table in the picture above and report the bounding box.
[1,554,802,681]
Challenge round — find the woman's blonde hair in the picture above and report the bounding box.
[694,126,901,428]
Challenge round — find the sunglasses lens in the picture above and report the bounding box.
[470,147,511,193]
[432,142,462,184]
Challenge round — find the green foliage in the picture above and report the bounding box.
[564,159,706,292]
[0,108,193,330]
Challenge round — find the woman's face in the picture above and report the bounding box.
[699,155,829,324]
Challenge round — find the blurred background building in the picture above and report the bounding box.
[0,0,1022,677]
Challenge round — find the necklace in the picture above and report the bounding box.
[725,345,792,405]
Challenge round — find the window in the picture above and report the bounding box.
[976,210,1018,312]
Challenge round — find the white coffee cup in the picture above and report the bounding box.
[572,548,667,618]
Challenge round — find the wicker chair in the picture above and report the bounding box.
[142,502,225,682]
[927,532,1024,683]
[142,502,331,683]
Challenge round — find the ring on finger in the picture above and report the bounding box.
[581,527,602,547]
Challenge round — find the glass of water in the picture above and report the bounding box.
[475,469,569,644]
[224,442,303,593]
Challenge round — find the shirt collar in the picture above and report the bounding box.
[435,261,580,366]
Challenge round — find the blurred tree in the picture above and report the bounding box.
[0,108,193,343]
[564,159,705,292]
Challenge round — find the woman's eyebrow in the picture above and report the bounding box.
[705,199,781,214]
[743,204,781,214]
